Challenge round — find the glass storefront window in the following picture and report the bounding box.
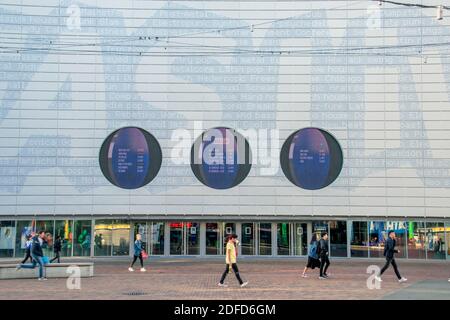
[369,221,385,258]
[94,220,112,256]
[74,220,92,256]
[112,220,130,256]
[36,220,55,258]
[95,220,130,256]
[150,222,164,255]
[54,220,73,257]
[206,223,221,255]
[14,220,55,258]
[426,222,445,260]
[351,221,368,258]
[447,222,450,260]
[330,221,347,257]
[369,221,406,258]
[294,223,307,256]
[0,221,15,258]
[259,223,272,255]
[277,223,290,255]
[15,220,32,258]
[313,221,328,240]
[241,223,256,255]
[407,221,426,259]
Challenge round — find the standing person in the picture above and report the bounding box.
[21,235,33,264]
[16,231,48,281]
[218,234,248,288]
[50,235,62,263]
[318,232,330,280]
[128,234,146,272]
[375,231,407,283]
[302,234,320,278]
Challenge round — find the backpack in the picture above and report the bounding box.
[309,242,318,258]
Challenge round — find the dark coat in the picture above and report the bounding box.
[383,237,399,259]
[31,236,44,257]
[53,239,62,253]
[318,238,329,256]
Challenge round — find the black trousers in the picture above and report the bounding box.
[130,253,143,268]
[21,251,32,264]
[319,255,330,276]
[50,252,60,263]
[220,263,243,285]
[380,257,401,279]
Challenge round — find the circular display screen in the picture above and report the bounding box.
[280,127,343,190]
[99,127,162,189]
[191,127,252,189]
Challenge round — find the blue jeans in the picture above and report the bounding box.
[20,255,46,278]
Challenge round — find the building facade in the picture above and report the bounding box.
[0,1,449,260]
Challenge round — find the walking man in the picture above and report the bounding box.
[218,234,248,288]
[16,230,48,280]
[318,232,330,279]
[375,231,407,283]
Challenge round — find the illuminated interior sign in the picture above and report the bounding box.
[99,127,162,189]
[280,127,343,190]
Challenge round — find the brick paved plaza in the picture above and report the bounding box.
[0,258,449,300]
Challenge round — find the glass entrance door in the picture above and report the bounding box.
[169,222,184,255]
[223,222,236,253]
[169,222,200,255]
[206,223,221,255]
[258,223,272,255]
[241,223,256,255]
[294,223,308,256]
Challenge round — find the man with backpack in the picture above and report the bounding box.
[375,231,407,283]
[318,232,330,280]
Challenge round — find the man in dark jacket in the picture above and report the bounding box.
[318,232,330,279]
[16,230,48,280]
[50,235,62,263]
[375,231,407,283]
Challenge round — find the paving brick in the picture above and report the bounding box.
[0,258,448,300]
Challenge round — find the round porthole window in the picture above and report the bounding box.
[190,127,252,189]
[99,127,162,189]
[280,127,343,190]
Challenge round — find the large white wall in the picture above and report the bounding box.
[1,0,450,218]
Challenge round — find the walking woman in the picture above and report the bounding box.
[302,234,321,278]
[128,234,146,272]
[50,235,62,263]
[21,234,33,264]
[218,234,248,288]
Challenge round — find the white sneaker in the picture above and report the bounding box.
[38,277,48,281]
[140,268,146,272]
[398,277,407,283]
[375,276,383,282]
[301,274,308,278]
[319,276,327,280]
[128,267,134,272]
[218,283,228,287]
[240,281,249,288]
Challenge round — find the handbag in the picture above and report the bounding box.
[141,250,149,259]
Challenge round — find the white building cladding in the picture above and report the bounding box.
[1,0,450,220]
